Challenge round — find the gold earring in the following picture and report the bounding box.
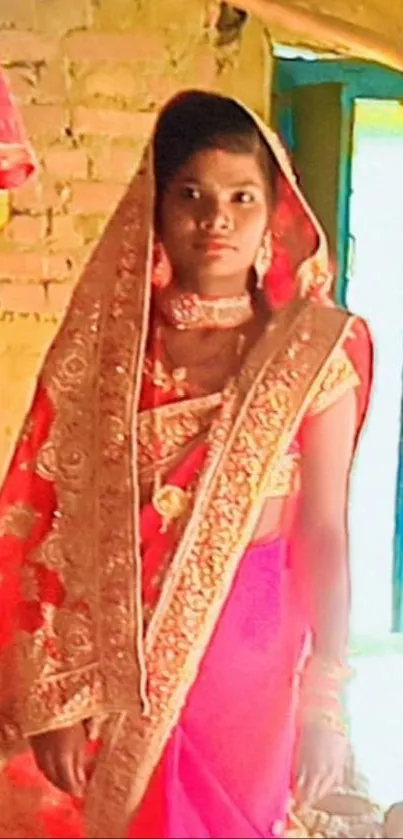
[255,231,273,289]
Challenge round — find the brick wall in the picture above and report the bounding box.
[0,0,272,476]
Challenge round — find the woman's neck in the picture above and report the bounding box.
[172,272,250,299]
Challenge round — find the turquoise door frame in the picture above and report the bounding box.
[273,59,403,301]
[273,58,403,632]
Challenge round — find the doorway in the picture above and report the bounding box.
[273,58,403,639]
[273,56,403,806]
[347,99,403,637]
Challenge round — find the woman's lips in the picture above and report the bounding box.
[195,239,235,253]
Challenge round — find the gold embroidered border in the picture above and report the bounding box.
[138,393,222,472]
[84,302,354,838]
[307,348,360,417]
[0,502,39,540]
[14,150,154,737]
[265,451,299,498]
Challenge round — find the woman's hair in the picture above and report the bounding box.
[153,90,277,201]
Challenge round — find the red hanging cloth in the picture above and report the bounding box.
[0,70,36,190]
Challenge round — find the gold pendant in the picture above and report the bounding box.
[152,483,188,532]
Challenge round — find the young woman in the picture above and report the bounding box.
[0,90,373,839]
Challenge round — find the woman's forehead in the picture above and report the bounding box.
[169,147,269,186]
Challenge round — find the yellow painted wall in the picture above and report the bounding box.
[0,0,273,479]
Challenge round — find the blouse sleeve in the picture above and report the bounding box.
[306,347,360,418]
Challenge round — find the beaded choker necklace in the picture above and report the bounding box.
[155,288,253,330]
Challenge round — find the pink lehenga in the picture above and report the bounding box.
[0,92,373,839]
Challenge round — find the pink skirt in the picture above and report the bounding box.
[130,537,306,839]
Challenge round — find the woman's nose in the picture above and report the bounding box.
[198,200,233,233]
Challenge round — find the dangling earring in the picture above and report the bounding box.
[152,240,172,288]
[254,231,273,289]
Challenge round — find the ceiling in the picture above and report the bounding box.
[231,0,403,71]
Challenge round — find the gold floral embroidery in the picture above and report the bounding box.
[138,393,222,474]
[263,348,359,498]
[0,115,368,839]
[0,502,40,540]
[20,565,39,602]
[307,349,359,417]
[84,303,354,839]
[266,452,299,498]
[143,356,188,397]
[34,440,57,481]
[8,148,155,748]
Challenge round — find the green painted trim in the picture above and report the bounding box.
[393,393,403,631]
[274,58,403,99]
[335,90,354,306]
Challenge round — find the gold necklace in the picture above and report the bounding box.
[162,328,242,391]
[155,287,253,331]
[150,328,246,532]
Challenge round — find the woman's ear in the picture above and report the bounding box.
[152,241,172,288]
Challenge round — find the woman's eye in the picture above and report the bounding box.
[233,190,255,204]
[182,186,201,200]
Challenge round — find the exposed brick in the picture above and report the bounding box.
[71,63,141,105]
[180,44,218,87]
[35,62,68,104]
[0,0,36,30]
[20,105,70,140]
[73,106,155,138]
[45,281,75,312]
[4,215,47,246]
[92,0,146,32]
[70,180,126,215]
[35,0,93,37]
[0,251,73,282]
[0,252,43,282]
[49,215,83,249]
[0,282,47,313]
[0,31,57,65]
[41,252,76,281]
[138,0,203,40]
[11,177,44,214]
[3,66,38,105]
[148,1,203,55]
[45,148,88,179]
[42,178,72,213]
[74,213,108,244]
[141,73,181,110]
[90,142,139,183]
[63,31,165,63]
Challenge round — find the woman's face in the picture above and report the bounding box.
[158,147,271,294]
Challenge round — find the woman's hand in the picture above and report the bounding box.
[294,722,347,808]
[30,722,88,798]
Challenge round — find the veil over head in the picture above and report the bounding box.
[150,89,333,310]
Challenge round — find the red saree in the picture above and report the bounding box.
[0,93,372,839]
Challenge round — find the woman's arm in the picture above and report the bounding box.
[290,387,358,806]
[292,386,357,660]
